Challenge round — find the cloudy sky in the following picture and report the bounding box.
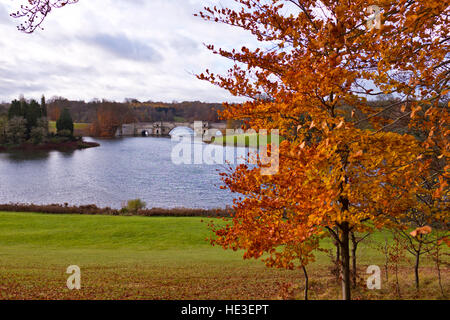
[0,0,256,103]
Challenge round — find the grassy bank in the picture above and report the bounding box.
[0,211,447,300]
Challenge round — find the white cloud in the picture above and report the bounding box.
[0,0,256,103]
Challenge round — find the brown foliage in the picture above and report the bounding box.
[47,105,61,122]
[90,102,135,137]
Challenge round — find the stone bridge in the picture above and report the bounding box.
[115,121,227,137]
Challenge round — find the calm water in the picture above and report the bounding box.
[0,137,245,209]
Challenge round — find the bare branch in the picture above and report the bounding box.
[10,0,79,33]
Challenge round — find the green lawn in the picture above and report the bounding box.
[212,133,284,148]
[0,212,446,300]
[48,121,90,133]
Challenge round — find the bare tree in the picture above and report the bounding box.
[10,0,78,33]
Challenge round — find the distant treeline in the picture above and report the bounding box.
[0,98,224,124]
[2,95,443,139]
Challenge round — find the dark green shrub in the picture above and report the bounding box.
[56,108,74,136]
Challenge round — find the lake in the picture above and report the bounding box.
[0,137,248,209]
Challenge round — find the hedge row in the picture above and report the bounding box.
[0,203,233,218]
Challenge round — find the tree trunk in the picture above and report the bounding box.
[340,223,351,300]
[330,228,341,281]
[351,232,357,288]
[395,265,401,298]
[384,238,389,283]
[414,250,420,290]
[334,227,340,264]
[335,230,340,264]
[414,242,422,290]
[302,266,309,301]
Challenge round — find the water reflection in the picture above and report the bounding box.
[3,151,52,161]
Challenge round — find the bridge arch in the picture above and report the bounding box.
[169,126,194,137]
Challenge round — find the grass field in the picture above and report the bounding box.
[48,121,90,134]
[0,212,447,300]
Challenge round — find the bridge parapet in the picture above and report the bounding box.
[115,121,225,137]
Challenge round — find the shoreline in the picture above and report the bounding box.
[0,138,100,153]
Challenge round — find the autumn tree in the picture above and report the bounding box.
[198,0,449,300]
[90,102,135,138]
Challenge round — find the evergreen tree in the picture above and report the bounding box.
[8,100,22,120]
[24,100,41,137]
[56,108,74,136]
[19,97,27,115]
[41,95,47,118]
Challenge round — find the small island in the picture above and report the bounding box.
[0,96,99,152]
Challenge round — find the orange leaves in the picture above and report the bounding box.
[410,226,432,238]
[410,106,422,119]
[354,150,363,158]
[433,177,449,199]
[438,237,450,247]
[199,0,449,275]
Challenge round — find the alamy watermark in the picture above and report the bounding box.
[366,5,382,31]
[170,121,280,175]
[66,265,81,290]
[366,265,381,290]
